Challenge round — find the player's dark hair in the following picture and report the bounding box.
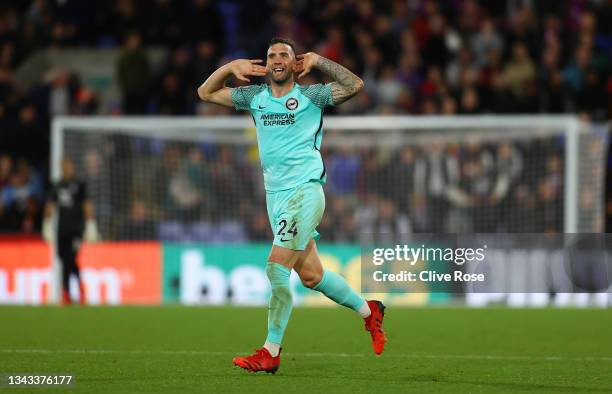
[268,37,296,54]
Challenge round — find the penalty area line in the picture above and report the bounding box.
[2,349,612,362]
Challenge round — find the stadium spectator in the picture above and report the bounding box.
[422,12,452,69]
[446,46,476,89]
[146,0,183,47]
[575,68,608,119]
[193,40,219,88]
[0,158,42,232]
[0,154,11,188]
[116,31,151,114]
[16,103,47,163]
[187,0,224,49]
[459,87,480,114]
[390,146,423,214]
[119,200,156,240]
[505,6,538,57]
[109,0,143,47]
[536,155,563,232]
[376,65,403,106]
[502,42,537,108]
[328,147,361,196]
[396,51,422,96]
[156,72,188,115]
[211,146,252,219]
[491,142,524,231]
[156,47,196,112]
[166,147,210,222]
[358,198,412,244]
[319,195,358,243]
[471,18,504,67]
[421,143,449,233]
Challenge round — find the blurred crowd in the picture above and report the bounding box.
[0,0,611,236]
[320,139,567,241]
[70,136,567,242]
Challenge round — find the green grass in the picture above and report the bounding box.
[0,306,611,393]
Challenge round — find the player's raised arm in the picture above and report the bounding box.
[295,52,364,105]
[197,59,267,107]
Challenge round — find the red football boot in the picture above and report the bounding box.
[78,282,87,305]
[62,289,72,305]
[232,348,280,374]
[364,300,387,355]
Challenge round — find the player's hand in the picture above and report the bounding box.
[83,219,100,243]
[295,52,320,79]
[42,218,54,244]
[229,59,267,82]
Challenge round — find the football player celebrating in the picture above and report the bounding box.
[198,38,387,373]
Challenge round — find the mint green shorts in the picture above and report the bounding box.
[266,181,325,251]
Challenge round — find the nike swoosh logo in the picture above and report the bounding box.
[280,237,292,242]
[258,105,266,109]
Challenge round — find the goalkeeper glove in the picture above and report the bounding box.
[42,218,55,244]
[83,219,100,242]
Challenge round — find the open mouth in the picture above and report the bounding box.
[272,67,285,74]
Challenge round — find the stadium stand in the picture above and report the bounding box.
[0,0,610,237]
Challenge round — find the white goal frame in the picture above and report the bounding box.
[51,115,582,232]
[50,115,586,303]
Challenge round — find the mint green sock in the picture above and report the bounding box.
[313,270,366,312]
[265,262,293,345]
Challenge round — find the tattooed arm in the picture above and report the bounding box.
[316,56,365,105]
[295,52,364,105]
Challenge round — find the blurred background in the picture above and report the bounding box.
[0,0,611,307]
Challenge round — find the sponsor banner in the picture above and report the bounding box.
[0,241,161,305]
[162,243,448,306]
[0,240,51,305]
[4,238,609,307]
[361,234,612,295]
[78,242,161,305]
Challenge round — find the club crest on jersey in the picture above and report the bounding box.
[285,98,298,110]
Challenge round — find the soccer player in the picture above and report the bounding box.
[43,159,99,305]
[197,37,387,373]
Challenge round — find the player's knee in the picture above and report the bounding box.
[268,246,299,267]
[266,262,291,286]
[300,271,322,289]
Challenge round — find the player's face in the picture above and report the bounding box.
[266,43,296,84]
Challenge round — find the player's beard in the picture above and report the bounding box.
[270,69,292,85]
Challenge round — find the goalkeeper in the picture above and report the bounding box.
[43,159,99,305]
[197,37,386,373]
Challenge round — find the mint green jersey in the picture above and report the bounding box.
[231,83,334,192]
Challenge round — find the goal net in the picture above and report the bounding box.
[52,115,607,243]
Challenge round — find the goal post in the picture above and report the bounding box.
[51,115,602,232]
[49,115,609,304]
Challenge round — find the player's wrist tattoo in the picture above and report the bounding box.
[314,56,363,104]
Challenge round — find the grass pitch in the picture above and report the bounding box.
[1,306,611,393]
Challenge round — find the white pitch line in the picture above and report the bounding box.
[2,349,612,362]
